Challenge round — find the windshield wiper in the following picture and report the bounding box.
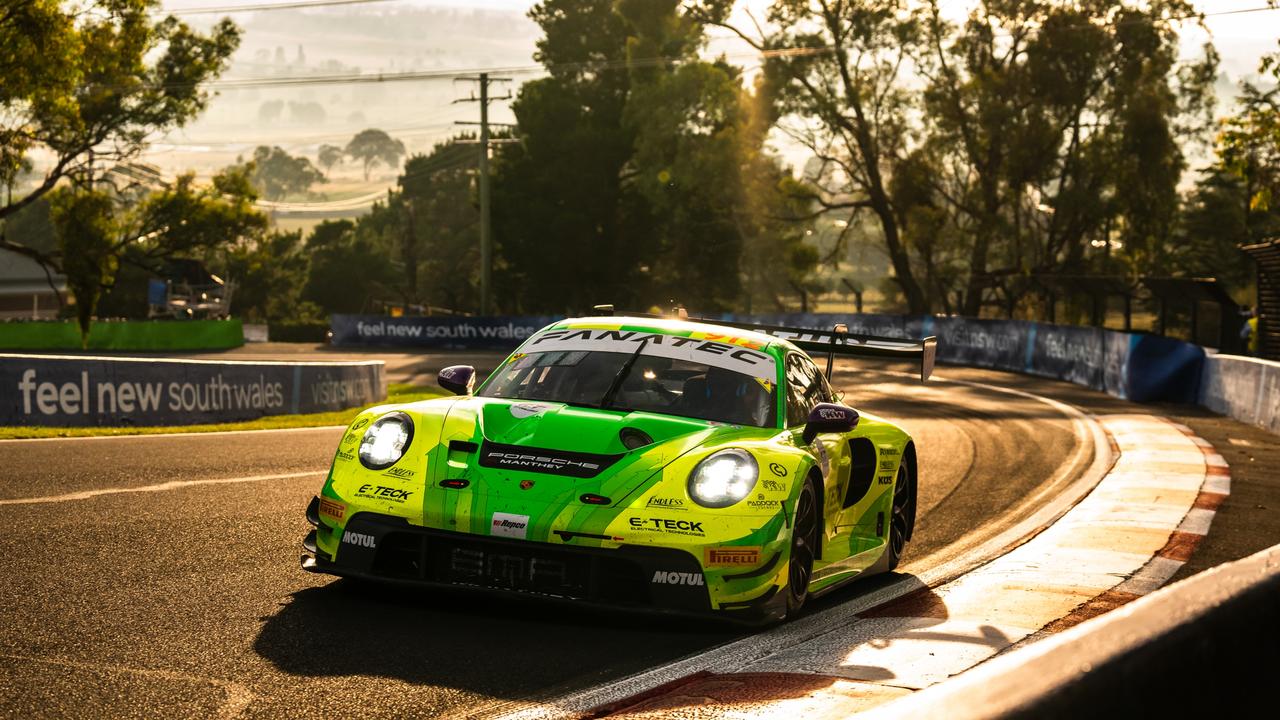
[598,339,649,410]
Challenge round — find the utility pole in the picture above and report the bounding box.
[454,73,512,316]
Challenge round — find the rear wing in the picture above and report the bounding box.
[697,319,937,382]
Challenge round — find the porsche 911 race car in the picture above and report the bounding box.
[302,312,936,624]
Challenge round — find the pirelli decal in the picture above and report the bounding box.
[704,547,762,567]
[319,497,346,521]
[527,329,776,379]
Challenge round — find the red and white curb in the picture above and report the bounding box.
[565,414,1229,718]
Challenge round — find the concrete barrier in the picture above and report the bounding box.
[1199,352,1280,434]
[862,542,1280,718]
[1,354,385,427]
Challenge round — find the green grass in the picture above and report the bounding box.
[0,384,449,440]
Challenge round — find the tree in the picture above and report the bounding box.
[621,0,812,311]
[345,129,406,181]
[317,144,344,178]
[691,0,931,313]
[492,0,654,313]
[245,146,325,200]
[48,166,267,341]
[221,230,313,322]
[916,0,1217,315]
[1216,42,1280,243]
[0,0,240,244]
[50,190,118,340]
[302,220,396,314]
[398,139,480,310]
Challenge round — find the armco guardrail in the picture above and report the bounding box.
[862,542,1280,718]
[329,313,1207,405]
[1,354,385,427]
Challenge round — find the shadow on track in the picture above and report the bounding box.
[253,578,742,698]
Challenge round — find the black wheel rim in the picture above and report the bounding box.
[790,483,817,603]
[890,465,909,558]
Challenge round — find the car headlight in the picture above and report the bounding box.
[687,448,758,508]
[357,412,414,470]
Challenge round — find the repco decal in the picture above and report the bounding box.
[651,571,704,586]
[355,484,413,502]
[319,498,345,521]
[629,517,704,536]
[384,466,415,479]
[491,512,530,539]
[342,531,375,548]
[704,547,761,566]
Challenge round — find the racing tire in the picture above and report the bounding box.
[887,464,911,571]
[786,476,820,617]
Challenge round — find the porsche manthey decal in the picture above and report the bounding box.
[527,329,776,379]
[478,440,623,479]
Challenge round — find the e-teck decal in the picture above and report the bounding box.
[526,328,777,379]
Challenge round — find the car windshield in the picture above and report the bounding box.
[479,350,778,428]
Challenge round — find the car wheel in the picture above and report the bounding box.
[786,477,819,617]
[887,464,911,570]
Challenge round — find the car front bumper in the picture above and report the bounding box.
[302,497,786,624]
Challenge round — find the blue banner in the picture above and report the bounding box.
[2,354,385,427]
[330,315,558,350]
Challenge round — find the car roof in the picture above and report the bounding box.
[551,315,798,355]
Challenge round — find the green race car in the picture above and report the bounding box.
[302,314,936,624]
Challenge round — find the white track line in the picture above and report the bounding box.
[0,470,326,506]
[481,372,1114,720]
[0,424,346,444]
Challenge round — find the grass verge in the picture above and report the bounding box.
[0,384,448,440]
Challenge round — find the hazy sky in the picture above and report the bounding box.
[159,0,1278,77]
[148,0,1277,183]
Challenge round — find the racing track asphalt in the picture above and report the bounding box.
[0,355,1089,719]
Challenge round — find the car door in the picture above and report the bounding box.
[783,353,851,567]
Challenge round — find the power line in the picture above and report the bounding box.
[162,0,400,16]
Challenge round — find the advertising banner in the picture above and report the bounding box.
[1030,324,1110,390]
[929,317,1029,371]
[330,315,557,350]
[0,355,385,427]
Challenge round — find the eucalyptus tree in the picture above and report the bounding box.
[690,0,931,313]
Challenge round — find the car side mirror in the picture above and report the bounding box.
[802,402,859,444]
[438,365,476,396]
